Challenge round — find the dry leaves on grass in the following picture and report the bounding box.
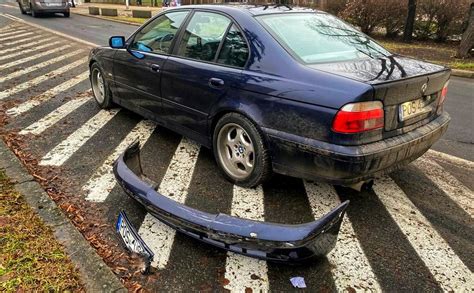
[2,129,154,291]
[0,170,83,292]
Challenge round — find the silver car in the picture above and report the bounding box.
[18,0,70,17]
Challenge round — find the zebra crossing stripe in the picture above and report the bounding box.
[19,96,92,135]
[414,158,474,216]
[0,33,43,47]
[304,181,382,291]
[0,25,26,34]
[0,39,63,62]
[427,149,474,169]
[84,120,157,202]
[0,36,56,56]
[0,28,29,38]
[0,56,86,100]
[39,109,120,166]
[373,177,473,292]
[0,44,71,72]
[138,138,200,269]
[0,31,34,42]
[224,185,269,292]
[6,71,89,117]
[0,48,82,83]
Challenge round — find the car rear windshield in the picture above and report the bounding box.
[257,13,391,64]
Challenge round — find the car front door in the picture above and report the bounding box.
[112,10,190,119]
[161,11,249,144]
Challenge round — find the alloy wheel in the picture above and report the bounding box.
[216,123,255,180]
[91,68,105,104]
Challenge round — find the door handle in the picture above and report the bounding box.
[209,78,224,88]
[150,64,160,72]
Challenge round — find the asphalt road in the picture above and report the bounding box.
[1,0,472,161]
[0,3,473,292]
[0,0,138,45]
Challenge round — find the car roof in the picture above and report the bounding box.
[177,4,325,17]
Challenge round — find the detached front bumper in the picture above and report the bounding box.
[113,142,349,263]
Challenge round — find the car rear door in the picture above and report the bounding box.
[160,11,249,144]
[112,10,190,119]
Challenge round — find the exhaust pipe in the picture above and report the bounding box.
[345,179,374,192]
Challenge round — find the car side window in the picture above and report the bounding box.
[176,11,231,62]
[130,10,189,54]
[217,25,249,67]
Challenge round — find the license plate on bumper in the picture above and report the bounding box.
[399,98,433,121]
[116,211,154,271]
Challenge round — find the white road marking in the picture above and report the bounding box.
[224,185,269,292]
[0,28,29,38]
[39,109,120,166]
[0,24,25,34]
[84,120,157,202]
[0,44,71,72]
[0,31,34,42]
[304,181,382,291]
[19,96,92,135]
[373,177,474,292]
[427,149,474,169]
[2,13,98,47]
[413,158,474,216]
[0,56,86,100]
[0,36,56,56]
[1,13,22,21]
[0,48,82,83]
[6,71,89,117]
[138,138,200,269]
[0,33,43,47]
[0,39,62,62]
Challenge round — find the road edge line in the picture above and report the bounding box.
[0,140,126,292]
[1,13,98,47]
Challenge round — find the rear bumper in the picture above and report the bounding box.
[32,2,69,12]
[265,112,450,185]
[113,142,349,263]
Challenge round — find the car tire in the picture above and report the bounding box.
[19,4,26,14]
[213,113,271,188]
[64,11,70,17]
[90,63,114,109]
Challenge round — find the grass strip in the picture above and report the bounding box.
[0,170,83,292]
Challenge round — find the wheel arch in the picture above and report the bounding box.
[208,106,269,152]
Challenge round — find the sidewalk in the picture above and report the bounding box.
[71,2,164,24]
[0,141,125,292]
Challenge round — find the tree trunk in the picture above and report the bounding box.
[403,0,417,42]
[457,3,474,58]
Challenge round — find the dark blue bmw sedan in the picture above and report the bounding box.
[89,4,450,189]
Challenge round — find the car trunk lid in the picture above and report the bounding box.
[309,55,450,131]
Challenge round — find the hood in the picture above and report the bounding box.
[308,55,448,84]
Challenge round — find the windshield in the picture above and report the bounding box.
[258,13,391,64]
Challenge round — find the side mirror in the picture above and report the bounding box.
[109,36,126,49]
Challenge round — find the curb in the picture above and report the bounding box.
[0,141,126,293]
[72,10,141,26]
[451,69,474,78]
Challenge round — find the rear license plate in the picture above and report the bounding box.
[399,98,431,121]
[46,3,62,6]
[116,211,153,260]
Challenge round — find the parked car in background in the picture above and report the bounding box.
[89,5,451,189]
[18,0,70,17]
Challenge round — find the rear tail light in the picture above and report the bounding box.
[332,101,384,133]
[437,81,449,114]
